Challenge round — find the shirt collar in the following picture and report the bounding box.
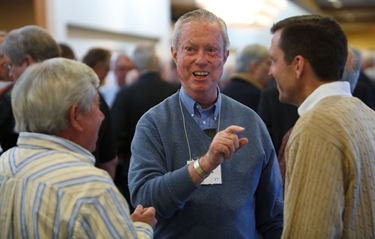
[17,132,96,164]
[298,81,352,116]
[179,87,221,119]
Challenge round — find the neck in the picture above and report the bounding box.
[194,91,218,109]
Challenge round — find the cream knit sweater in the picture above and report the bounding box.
[283,96,375,238]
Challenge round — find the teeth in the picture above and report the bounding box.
[193,72,208,76]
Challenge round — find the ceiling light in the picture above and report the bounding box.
[195,0,287,28]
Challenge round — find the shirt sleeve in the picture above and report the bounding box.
[70,187,154,239]
[254,130,284,239]
[128,114,198,219]
[133,222,154,239]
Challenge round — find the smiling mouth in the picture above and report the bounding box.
[193,71,208,77]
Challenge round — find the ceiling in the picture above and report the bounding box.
[171,0,375,34]
[171,0,198,22]
[290,0,375,33]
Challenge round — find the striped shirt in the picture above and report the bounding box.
[0,132,153,239]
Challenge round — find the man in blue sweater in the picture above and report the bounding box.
[128,9,284,239]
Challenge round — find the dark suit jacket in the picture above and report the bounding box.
[222,77,262,112]
[93,93,117,165]
[111,72,179,158]
[0,95,18,153]
[257,84,299,154]
[111,71,179,209]
[355,72,375,109]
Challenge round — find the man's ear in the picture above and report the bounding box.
[223,50,229,64]
[23,54,35,66]
[248,62,257,74]
[294,55,305,79]
[171,47,177,63]
[68,103,83,132]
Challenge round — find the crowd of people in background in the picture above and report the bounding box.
[0,8,375,239]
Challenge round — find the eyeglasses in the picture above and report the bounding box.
[2,57,27,71]
[3,63,13,70]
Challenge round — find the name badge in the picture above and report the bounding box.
[187,160,222,185]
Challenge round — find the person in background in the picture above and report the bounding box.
[100,53,135,107]
[162,58,181,87]
[58,42,76,60]
[361,49,375,82]
[222,44,274,112]
[82,47,118,179]
[344,47,364,92]
[125,68,140,86]
[269,15,375,238]
[0,30,12,104]
[352,48,375,109]
[257,83,298,161]
[0,25,60,154]
[0,30,11,154]
[128,9,283,238]
[0,31,12,83]
[0,58,156,238]
[113,53,136,88]
[111,42,178,213]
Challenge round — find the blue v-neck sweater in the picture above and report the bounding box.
[129,92,284,239]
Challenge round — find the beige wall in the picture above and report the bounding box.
[0,0,37,31]
[0,0,373,52]
[347,32,375,51]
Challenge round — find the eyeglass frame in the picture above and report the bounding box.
[2,62,12,70]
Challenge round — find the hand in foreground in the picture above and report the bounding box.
[202,125,248,171]
[131,204,157,228]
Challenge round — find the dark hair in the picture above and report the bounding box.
[271,15,347,82]
[59,43,76,60]
[82,48,111,67]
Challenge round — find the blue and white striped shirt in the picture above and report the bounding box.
[0,132,153,239]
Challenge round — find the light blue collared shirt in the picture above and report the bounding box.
[179,88,221,131]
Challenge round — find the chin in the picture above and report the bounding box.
[278,94,287,104]
[86,144,97,153]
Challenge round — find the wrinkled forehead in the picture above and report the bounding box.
[178,22,224,46]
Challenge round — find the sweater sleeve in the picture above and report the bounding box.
[128,114,198,219]
[282,126,345,238]
[253,120,284,239]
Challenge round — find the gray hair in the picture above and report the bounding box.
[341,48,360,93]
[132,42,157,71]
[235,44,269,72]
[2,25,60,65]
[172,9,230,52]
[11,58,99,134]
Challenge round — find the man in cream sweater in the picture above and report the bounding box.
[269,15,375,238]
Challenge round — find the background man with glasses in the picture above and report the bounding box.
[0,25,60,153]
